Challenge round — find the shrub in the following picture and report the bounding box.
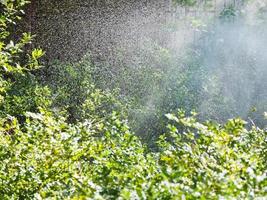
[0,0,47,119]
[0,110,266,199]
[41,56,127,123]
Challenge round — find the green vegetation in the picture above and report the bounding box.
[1,109,266,199]
[0,0,266,199]
[173,0,197,7]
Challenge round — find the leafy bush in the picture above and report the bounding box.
[40,44,199,140]
[158,111,267,199]
[173,0,197,7]
[41,56,127,123]
[0,110,266,199]
[0,0,47,119]
[89,43,201,141]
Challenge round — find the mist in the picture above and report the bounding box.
[29,0,267,133]
[114,0,267,129]
[192,0,267,125]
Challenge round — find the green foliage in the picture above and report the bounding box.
[0,0,29,39]
[0,74,51,118]
[219,5,238,20]
[173,0,197,7]
[90,42,200,141]
[0,0,47,118]
[0,110,266,199]
[42,56,126,122]
[161,111,267,199]
[39,42,198,139]
[0,111,148,199]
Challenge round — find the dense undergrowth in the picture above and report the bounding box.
[0,0,266,199]
[1,110,266,199]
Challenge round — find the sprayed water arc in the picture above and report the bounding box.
[24,0,267,136]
